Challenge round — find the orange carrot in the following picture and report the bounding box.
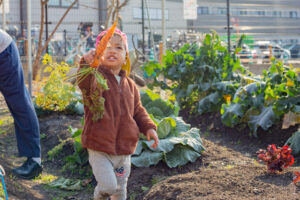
[91,19,118,68]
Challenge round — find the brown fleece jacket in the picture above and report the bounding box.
[78,58,157,155]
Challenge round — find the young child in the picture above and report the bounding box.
[78,29,159,200]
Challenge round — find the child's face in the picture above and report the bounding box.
[102,35,126,72]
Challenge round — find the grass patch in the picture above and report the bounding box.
[0,182,5,199]
[141,186,149,192]
[129,192,137,200]
[151,175,168,185]
[0,109,10,116]
[204,131,211,137]
[253,159,263,166]
[223,165,235,170]
[40,133,47,140]
[0,115,13,125]
[47,138,73,160]
[0,115,14,135]
[34,173,57,184]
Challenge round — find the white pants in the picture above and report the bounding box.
[88,149,131,200]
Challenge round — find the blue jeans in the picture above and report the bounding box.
[0,42,40,158]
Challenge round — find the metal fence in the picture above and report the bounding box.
[2,0,300,83]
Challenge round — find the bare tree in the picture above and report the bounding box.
[33,0,78,80]
[105,0,115,29]
[32,0,128,79]
[105,0,129,28]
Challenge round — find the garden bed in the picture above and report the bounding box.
[1,109,299,200]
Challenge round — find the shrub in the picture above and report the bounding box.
[256,144,294,173]
[35,54,78,111]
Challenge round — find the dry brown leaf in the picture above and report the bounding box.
[282,111,300,129]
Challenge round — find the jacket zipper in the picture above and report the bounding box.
[115,75,124,154]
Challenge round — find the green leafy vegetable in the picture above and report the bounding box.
[285,130,300,155]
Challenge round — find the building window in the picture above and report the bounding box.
[239,10,247,15]
[217,7,227,15]
[231,8,239,16]
[289,11,298,18]
[133,8,168,20]
[48,0,78,8]
[48,0,59,6]
[273,11,282,17]
[257,10,265,16]
[198,7,209,15]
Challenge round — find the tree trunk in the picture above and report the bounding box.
[32,0,78,80]
[33,0,46,80]
[105,0,114,29]
[106,0,129,29]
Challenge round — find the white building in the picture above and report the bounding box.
[1,0,101,40]
[119,0,187,50]
[1,0,188,52]
[193,0,300,44]
[5,0,299,51]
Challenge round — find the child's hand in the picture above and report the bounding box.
[83,49,96,65]
[146,129,159,149]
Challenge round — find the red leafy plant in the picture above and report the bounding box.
[256,144,294,173]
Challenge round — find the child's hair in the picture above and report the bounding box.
[97,33,121,41]
[95,29,129,53]
[97,33,124,49]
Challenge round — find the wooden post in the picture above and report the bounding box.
[269,45,272,62]
[159,42,163,63]
[226,0,231,53]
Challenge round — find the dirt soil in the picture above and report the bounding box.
[1,95,300,200]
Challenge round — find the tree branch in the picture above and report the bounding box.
[41,0,78,53]
[33,0,78,79]
[105,0,115,28]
